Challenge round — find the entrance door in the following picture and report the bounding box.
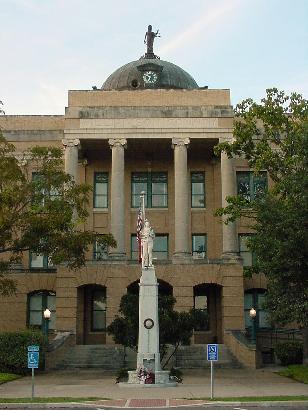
[76,285,106,345]
[193,283,222,344]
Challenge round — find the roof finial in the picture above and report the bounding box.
[144,25,160,59]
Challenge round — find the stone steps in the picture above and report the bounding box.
[175,344,241,369]
[53,343,241,370]
[54,345,124,370]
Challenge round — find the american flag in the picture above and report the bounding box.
[136,207,143,264]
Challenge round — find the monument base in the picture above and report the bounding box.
[125,370,176,387]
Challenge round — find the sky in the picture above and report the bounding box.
[1,0,308,115]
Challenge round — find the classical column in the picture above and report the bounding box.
[172,137,191,260]
[62,138,80,182]
[220,138,239,259]
[108,138,127,259]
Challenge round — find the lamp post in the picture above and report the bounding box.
[43,308,51,339]
[249,307,257,344]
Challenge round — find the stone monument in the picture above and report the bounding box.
[127,192,175,386]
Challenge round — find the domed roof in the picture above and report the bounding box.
[102,58,199,91]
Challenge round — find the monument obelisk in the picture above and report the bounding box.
[127,192,172,385]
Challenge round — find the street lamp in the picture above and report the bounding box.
[43,308,51,339]
[249,307,257,344]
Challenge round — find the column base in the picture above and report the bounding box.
[125,370,176,387]
[222,252,242,264]
[172,252,192,264]
[108,253,127,262]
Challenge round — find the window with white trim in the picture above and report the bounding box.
[28,291,56,330]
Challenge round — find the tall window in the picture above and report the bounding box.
[30,252,53,269]
[32,172,60,205]
[239,234,256,267]
[237,171,267,201]
[93,172,108,208]
[27,291,56,330]
[244,289,271,329]
[191,172,205,208]
[192,234,207,259]
[93,238,108,260]
[131,172,168,208]
[91,288,106,331]
[131,234,168,260]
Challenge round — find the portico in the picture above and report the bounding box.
[62,88,239,262]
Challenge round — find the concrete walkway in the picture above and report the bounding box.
[0,368,307,402]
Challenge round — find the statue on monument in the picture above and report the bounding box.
[141,219,155,268]
[144,25,160,56]
[126,192,175,386]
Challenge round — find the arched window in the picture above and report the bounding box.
[244,289,271,330]
[27,290,56,330]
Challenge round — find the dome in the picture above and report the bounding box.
[102,58,199,91]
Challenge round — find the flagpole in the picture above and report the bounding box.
[140,191,146,221]
[137,191,146,265]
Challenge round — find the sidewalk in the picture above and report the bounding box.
[0,368,307,401]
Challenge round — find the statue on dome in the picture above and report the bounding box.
[144,25,160,56]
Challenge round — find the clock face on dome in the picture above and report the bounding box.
[143,71,158,84]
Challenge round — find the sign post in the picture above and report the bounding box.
[207,344,218,399]
[27,345,39,399]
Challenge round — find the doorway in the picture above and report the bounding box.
[193,283,222,344]
[76,284,106,345]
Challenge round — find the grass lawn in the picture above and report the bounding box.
[0,373,21,384]
[0,397,105,403]
[188,396,308,402]
[278,365,308,384]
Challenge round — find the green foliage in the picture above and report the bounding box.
[106,294,139,349]
[275,341,303,366]
[214,89,308,332]
[0,133,116,296]
[190,308,209,331]
[115,367,132,382]
[0,373,21,384]
[0,330,45,374]
[169,366,183,382]
[107,293,196,368]
[278,365,308,384]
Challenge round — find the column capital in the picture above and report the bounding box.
[219,135,235,144]
[14,152,31,166]
[108,138,127,148]
[172,137,190,148]
[62,138,80,148]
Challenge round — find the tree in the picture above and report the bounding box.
[0,133,116,296]
[107,293,204,369]
[215,88,308,363]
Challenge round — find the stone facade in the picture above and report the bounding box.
[0,86,265,351]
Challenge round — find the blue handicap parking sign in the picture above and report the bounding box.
[207,344,218,361]
[28,345,39,369]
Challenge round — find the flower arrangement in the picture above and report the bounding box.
[137,367,155,384]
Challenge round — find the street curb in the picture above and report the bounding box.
[0,400,308,408]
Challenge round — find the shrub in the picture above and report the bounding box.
[169,367,183,382]
[275,341,303,366]
[0,330,46,374]
[115,367,130,382]
[278,365,308,384]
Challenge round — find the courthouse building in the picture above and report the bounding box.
[0,36,270,367]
